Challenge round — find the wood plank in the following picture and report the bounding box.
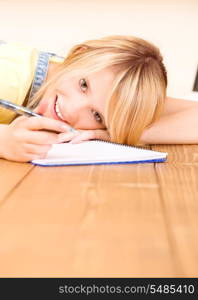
[151,144,198,276]
[152,144,198,163]
[0,163,176,277]
[0,159,33,204]
[70,164,176,277]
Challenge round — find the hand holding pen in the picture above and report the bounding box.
[0,99,76,133]
[0,99,78,162]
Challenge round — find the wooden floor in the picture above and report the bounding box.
[0,144,198,277]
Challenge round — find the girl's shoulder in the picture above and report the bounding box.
[0,40,39,64]
[0,41,39,123]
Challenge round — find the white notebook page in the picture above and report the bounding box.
[31,140,168,166]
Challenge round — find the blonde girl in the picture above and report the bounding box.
[0,36,197,162]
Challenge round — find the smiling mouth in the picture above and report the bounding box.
[54,95,65,121]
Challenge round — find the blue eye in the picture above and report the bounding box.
[79,78,88,92]
[92,110,102,123]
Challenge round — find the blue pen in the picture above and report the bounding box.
[0,99,76,133]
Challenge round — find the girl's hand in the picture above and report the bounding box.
[57,129,110,144]
[0,115,70,162]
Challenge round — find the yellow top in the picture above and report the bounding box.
[0,42,63,124]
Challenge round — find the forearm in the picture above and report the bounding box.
[140,107,198,144]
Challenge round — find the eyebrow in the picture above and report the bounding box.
[86,77,106,128]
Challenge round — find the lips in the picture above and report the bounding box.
[53,95,71,126]
[54,96,65,121]
[36,94,65,120]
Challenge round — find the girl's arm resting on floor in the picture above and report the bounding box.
[140,97,198,144]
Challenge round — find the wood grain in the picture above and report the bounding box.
[152,144,198,277]
[0,159,33,204]
[0,145,197,277]
[0,163,173,277]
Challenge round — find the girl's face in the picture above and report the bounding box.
[36,67,115,130]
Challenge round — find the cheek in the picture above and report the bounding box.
[36,92,54,114]
[36,97,47,114]
[57,78,72,93]
[56,84,78,101]
[57,75,79,97]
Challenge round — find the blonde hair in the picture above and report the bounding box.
[29,35,167,145]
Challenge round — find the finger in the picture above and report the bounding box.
[69,130,110,144]
[26,153,48,162]
[69,131,96,144]
[9,152,47,163]
[23,143,52,155]
[57,131,78,143]
[23,130,59,145]
[11,115,30,125]
[10,114,65,134]
[24,116,71,133]
[32,108,77,133]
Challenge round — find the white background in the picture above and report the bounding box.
[0,0,197,99]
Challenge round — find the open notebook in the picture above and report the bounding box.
[31,140,168,167]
